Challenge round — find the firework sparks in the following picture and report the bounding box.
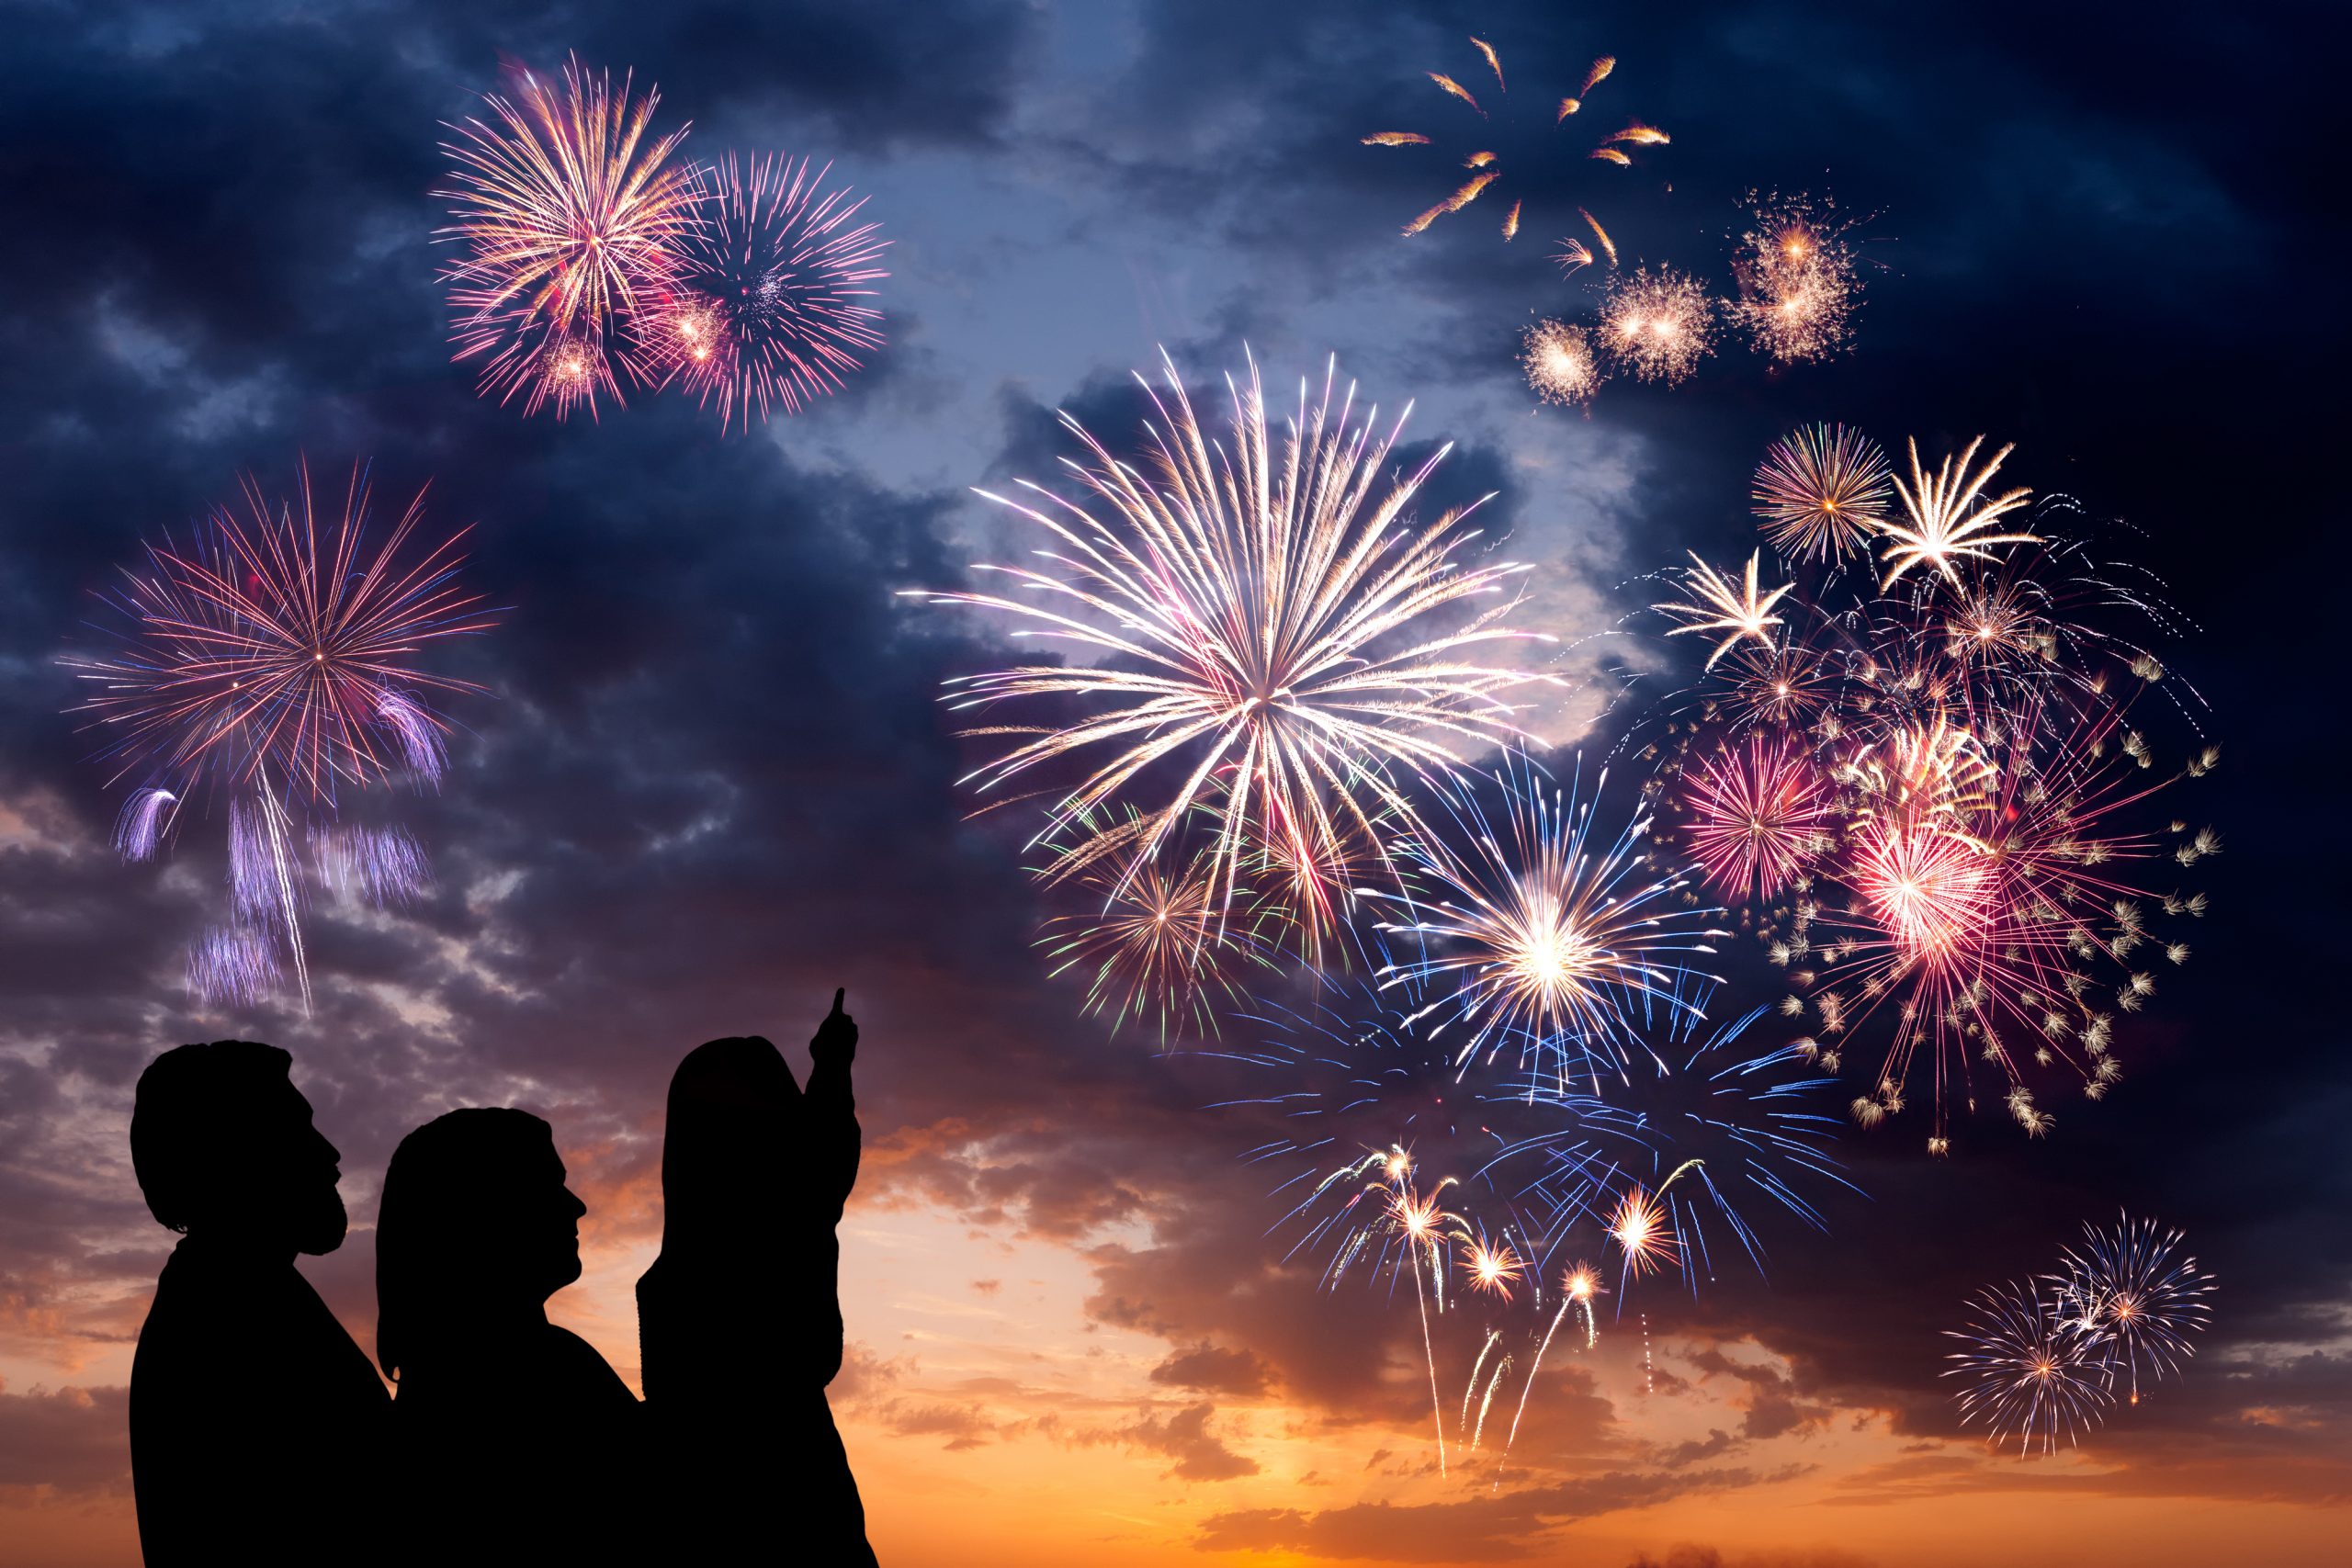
[1880,437,2040,588]
[1656,550,1795,670]
[435,56,700,418]
[1037,832,1275,1041]
[1677,732,1830,903]
[1520,319,1602,408]
[1599,265,1716,384]
[1370,754,1725,1079]
[1605,1186,1680,1280]
[2054,1213,2214,1404]
[1752,424,1894,562]
[910,352,1562,961]
[187,927,281,1008]
[1460,1234,1527,1301]
[1945,1277,2116,1455]
[1368,39,1664,245]
[68,464,496,1010]
[644,152,889,433]
[1730,193,1863,363]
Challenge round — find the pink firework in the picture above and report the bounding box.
[1679,733,1829,904]
[642,152,889,432]
[435,56,700,419]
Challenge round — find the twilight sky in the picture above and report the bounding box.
[1,3,2345,1565]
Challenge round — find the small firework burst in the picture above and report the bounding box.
[2053,1212,2214,1405]
[1654,550,1795,670]
[1605,1186,1680,1280]
[1365,38,1665,247]
[1599,265,1716,384]
[1037,829,1277,1042]
[1752,424,1894,562]
[1880,436,2040,588]
[435,56,700,419]
[1730,193,1863,363]
[1945,1277,2116,1455]
[1520,319,1602,407]
[645,152,890,433]
[1676,733,1830,903]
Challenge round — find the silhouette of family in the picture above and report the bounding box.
[126,991,876,1566]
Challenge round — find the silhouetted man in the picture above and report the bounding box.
[128,1041,388,1566]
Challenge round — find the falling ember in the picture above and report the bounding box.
[1580,209,1619,266]
[1752,423,1894,561]
[434,56,699,419]
[1501,197,1522,240]
[1520,319,1602,407]
[1598,265,1716,384]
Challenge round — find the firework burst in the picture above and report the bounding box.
[643,152,889,433]
[910,352,1563,963]
[1675,733,1831,904]
[435,56,700,418]
[1520,319,1603,408]
[2054,1213,2214,1404]
[68,463,496,1010]
[1730,193,1864,363]
[1752,424,1894,563]
[1945,1277,2117,1455]
[1364,38,1665,246]
[1599,265,1717,385]
[1879,437,2040,589]
[1370,753,1725,1083]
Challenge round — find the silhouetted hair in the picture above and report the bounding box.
[659,1036,798,1255]
[375,1107,557,1383]
[130,1041,294,1234]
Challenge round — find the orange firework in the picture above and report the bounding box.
[1520,319,1603,407]
[1753,423,1894,561]
[1606,1187,1681,1279]
[1366,39,1665,245]
[1599,265,1717,384]
[1731,193,1866,363]
[1460,1235,1526,1301]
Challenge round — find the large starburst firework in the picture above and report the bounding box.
[910,353,1564,962]
[1945,1277,2118,1455]
[1752,424,1894,562]
[435,56,700,418]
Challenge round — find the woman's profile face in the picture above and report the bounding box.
[506,1137,588,1301]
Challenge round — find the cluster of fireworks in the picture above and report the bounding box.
[1522,194,1872,408]
[1945,1213,2213,1455]
[919,352,2215,1468]
[67,466,495,1011]
[435,56,888,427]
[1640,423,2218,1151]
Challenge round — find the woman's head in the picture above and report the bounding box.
[660,1036,799,1248]
[374,1108,586,1382]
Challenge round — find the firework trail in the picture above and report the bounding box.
[1945,1276,2116,1455]
[1599,265,1717,385]
[1752,424,1894,563]
[1367,752,1725,1086]
[2053,1212,2214,1404]
[1520,319,1603,408]
[643,152,889,433]
[910,352,1563,965]
[68,464,495,1010]
[435,56,699,418]
[1730,193,1866,363]
[1364,38,1665,245]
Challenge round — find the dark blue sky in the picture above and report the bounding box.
[0,3,2342,1562]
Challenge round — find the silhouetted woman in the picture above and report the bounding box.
[637,990,876,1563]
[377,1108,643,1564]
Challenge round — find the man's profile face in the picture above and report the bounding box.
[214,1077,347,1256]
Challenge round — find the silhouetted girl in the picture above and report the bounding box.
[637,991,876,1564]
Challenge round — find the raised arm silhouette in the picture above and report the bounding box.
[375,1107,643,1564]
[128,1041,389,1567]
[638,988,877,1564]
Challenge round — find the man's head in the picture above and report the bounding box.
[130,1042,347,1256]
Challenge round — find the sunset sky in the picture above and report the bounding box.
[1,3,2344,1565]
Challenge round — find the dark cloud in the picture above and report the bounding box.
[1149,1342,1272,1398]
